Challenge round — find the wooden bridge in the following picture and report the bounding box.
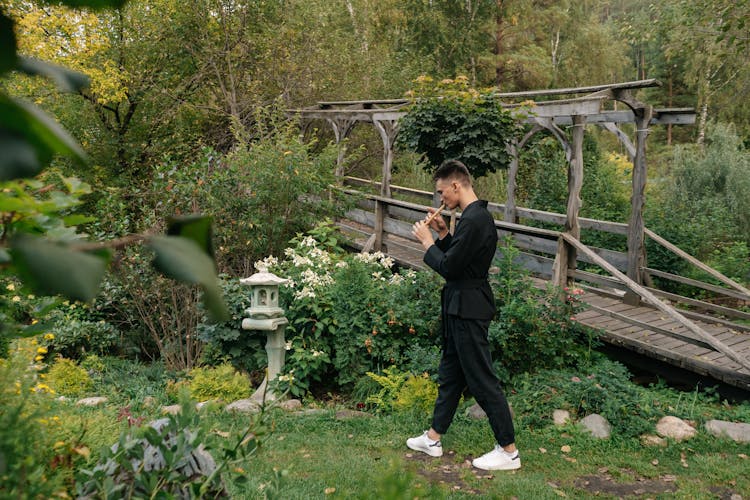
[291,80,750,391]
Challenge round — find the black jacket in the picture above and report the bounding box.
[424,200,498,320]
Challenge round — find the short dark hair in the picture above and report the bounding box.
[433,159,471,186]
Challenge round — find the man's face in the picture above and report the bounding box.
[435,178,460,210]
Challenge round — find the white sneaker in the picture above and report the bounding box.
[406,431,443,457]
[472,445,521,471]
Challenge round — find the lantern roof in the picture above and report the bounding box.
[240,272,288,286]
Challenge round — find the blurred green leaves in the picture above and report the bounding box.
[11,235,108,302]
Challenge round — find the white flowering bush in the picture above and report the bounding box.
[255,224,442,396]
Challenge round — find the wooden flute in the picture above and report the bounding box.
[424,204,446,225]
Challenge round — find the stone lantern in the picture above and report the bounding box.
[240,272,289,402]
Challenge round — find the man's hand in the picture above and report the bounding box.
[424,208,448,232]
[412,220,435,250]
[426,207,448,235]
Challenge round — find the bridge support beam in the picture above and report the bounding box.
[504,140,520,224]
[371,119,399,251]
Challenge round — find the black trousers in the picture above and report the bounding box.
[431,315,516,447]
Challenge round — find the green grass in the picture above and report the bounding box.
[10,354,750,499]
[216,406,750,499]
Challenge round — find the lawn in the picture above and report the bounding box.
[40,379,748,499]
[222,404,749,499]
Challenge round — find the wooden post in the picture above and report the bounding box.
[625,106,653,305]
[560,115,586,286]
[552,235,569,289]
[373,198,386,252]
[504,140,519,223]
[373,119,398,252]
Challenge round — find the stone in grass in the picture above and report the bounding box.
[196,400,218,411]
[464,402,514,420]
[466,403,486,420]
[335,409,373,420]
[578,414,611,439]
[225,398,261,414]
[279,399,302,411]
[76,396,108,407]
[161,404,182,415]
[553,409,571,426]
[704,420,750,444]
[640,434,667,447]
[655,416,696,442]
[293,408,329,417]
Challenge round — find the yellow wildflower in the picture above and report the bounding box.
[12,296,21,302]
[6,284,14,291]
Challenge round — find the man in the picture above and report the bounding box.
[407,159,520,471]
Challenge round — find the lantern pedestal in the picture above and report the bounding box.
[240,273,289,403]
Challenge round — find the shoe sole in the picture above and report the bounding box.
[472,460,521,471]
[406,441,443,458]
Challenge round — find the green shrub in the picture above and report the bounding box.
[645,122,750,288]
[166,378,191,402]
[365,367,438,415]
[402,343,442,380]
[47,358,93,397]
[707,241,750,286]
[188,363,252,402]
[143,106,344,276]
[490,239,600,382]
[365,367,409,413]
[80,354,106,374]
[92,357,172,404]
[0,340,69,498]
[204,223,443,396]
[44,308,120,360]
[396,76,521,177]
[393,373,438,415]
[509,358,658,438]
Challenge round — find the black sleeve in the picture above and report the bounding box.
[423,218,478,280]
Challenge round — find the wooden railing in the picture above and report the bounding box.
[560,233,750,371]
